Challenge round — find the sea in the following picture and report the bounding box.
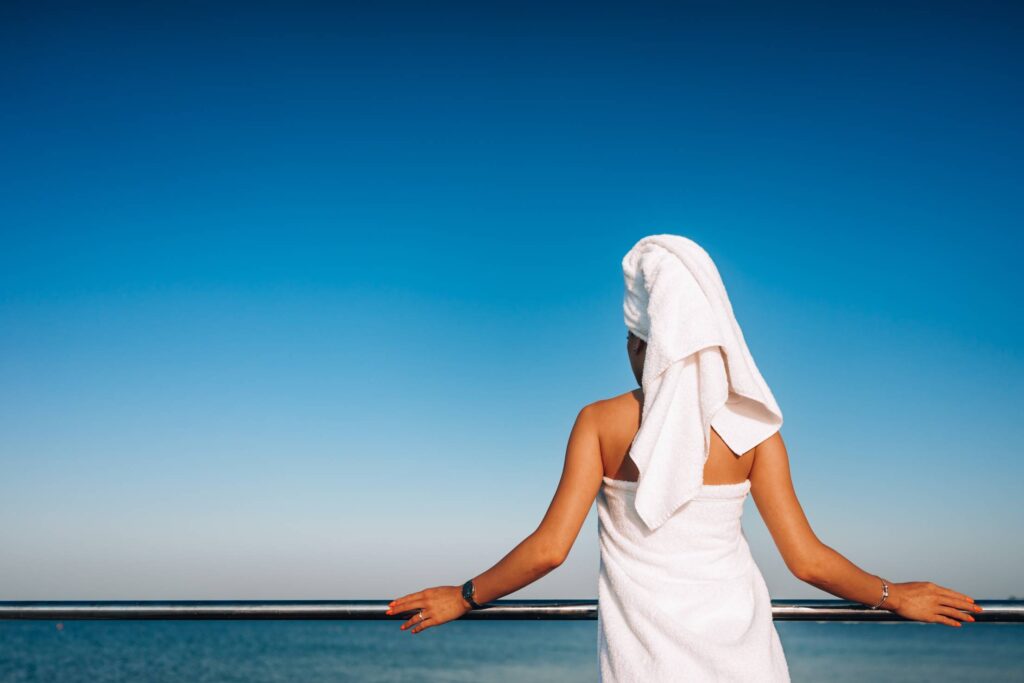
[0,620,1021,682]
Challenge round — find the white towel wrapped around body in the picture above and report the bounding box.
[597,476,791,681]
[622,234,783,531]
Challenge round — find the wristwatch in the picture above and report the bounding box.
[461,579,483,610]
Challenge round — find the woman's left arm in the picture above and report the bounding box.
[387,404,605,634]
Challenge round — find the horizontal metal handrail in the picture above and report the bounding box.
[1,600,1020,622]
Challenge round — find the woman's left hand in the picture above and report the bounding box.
[386,585,471,634]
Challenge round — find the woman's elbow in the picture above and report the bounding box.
[542,548,567,569]
[788,545,827,583]
[790,560,819,583]
[530,534,567,570]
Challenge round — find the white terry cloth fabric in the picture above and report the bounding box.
[597,476,790,682]
[622,234,784,531]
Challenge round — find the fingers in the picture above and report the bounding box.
[388,586,460,634]
[925,582,979,626]
[402,611,432,632]
[936,605,974,626]
[387,599,424,617]
[409,613,435,633]
[936,585,975,605]
[897,581,985,627]
[388,591,424,614]
[939,595,983,614]
[387,591,434,634]
[931,584,984,619]
[933,613,963,628]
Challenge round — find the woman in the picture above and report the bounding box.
[387,235,982,681]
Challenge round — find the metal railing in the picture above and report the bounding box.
[1,600,1021,622]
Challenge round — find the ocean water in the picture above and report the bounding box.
[0,620,1021,682]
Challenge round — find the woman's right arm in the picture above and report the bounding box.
[748,431,983,627]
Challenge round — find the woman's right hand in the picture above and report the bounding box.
[887,581,983,627]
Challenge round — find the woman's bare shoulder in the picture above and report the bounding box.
[587,388,641,411]
[581,389,642,438]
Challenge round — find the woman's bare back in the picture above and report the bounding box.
[594,388,755,485]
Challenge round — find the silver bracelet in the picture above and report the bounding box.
[869,577,889,609]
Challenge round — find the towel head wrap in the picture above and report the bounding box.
[622,234,783,531]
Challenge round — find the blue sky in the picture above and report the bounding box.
[1,1,1021,601]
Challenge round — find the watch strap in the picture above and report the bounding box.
[461,579,483,609]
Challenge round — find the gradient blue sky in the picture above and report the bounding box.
[1,1,1021,601]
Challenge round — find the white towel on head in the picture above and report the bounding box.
[622,234,783,531]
